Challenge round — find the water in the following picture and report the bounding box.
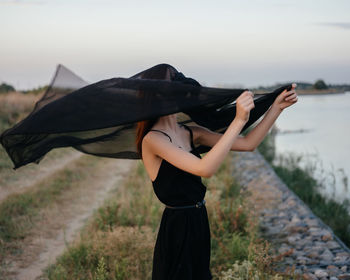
[273,91,350,203]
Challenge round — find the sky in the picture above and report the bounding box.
[0,0,349,90]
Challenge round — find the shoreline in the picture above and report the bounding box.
[254,89,348,95]
[231,149,350,279]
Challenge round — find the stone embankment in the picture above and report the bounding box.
[231,150,350,280]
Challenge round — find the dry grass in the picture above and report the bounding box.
[44,153,298,280]
[48,226,155,280]
[0,91,44,170]
[0,92,41,128]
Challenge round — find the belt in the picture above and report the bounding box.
[165,199,206,209]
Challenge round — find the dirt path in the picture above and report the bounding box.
[3,157,135,280]
[0,148,82,203]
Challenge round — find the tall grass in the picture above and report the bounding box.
[258,128,350,247]
[0,92,40,131]
[44,154,298,279]
[45,161,159,280]
[0,92,42,169]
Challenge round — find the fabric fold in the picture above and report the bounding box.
[0,63,292,169]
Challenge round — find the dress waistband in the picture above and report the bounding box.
[165,199,206,210]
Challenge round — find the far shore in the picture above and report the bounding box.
[254,88,348,95]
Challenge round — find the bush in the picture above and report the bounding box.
[313,79,328,90]
[0,83,15,93]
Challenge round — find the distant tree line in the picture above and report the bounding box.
[313,79,328,90]
[0,82,48,94]
[254,79,350,92]
[0,83,15,93]
[22,85,49,95]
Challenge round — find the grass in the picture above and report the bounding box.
[44,153,300,280]
[258,128,350,247]
[45,161,160,280]
[0,91,42,170]
[0,166,82,241]
[0,154,100,263]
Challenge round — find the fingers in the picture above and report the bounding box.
[239,93,254,106]
[285,90,298,100]
[240,91,254,102]
[290,95,298,102]
[238,90,255,110]
[242,90,254,97]
[285,83,297,94]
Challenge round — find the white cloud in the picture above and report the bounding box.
[317,22,350,30]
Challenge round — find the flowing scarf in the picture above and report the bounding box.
[0,63,291,170]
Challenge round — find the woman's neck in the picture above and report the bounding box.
[153,113,180,133]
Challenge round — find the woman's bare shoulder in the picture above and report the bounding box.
[142,130,171,153]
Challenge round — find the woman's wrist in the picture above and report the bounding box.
[271,104,283,114]
[233,117,248,127]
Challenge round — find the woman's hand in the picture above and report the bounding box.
[235,90,255,123]
[272,83,298,111]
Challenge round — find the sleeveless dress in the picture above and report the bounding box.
[149,124,212,280]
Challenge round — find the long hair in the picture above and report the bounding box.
[135,64,175,158]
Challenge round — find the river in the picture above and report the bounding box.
[272,91,350,203]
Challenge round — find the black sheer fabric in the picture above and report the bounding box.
[0,63,292,170]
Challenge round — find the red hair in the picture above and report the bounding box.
[135,64,172,158]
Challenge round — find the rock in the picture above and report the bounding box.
[322,232,333,241]
[303,272,318,280]
[278,244,293,254]
[287,198,297,207]
[334,255,350,264]
[291,214,301,223]
[267,226,283,235]
[297,256,311,265]
[305,218,319,227]
[327,240,341,250]
[309,247,325,258]
[337,252,350,258]
[309,259,320,265]
[327,265,342,276]
[288,234,301,244]
[231,150,350,280]
[320,248,334,262]
[314,269,328,278]
[283,257,294,265]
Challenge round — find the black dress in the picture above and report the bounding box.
[149,124,212,280]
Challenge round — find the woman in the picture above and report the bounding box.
[136,64,298,279]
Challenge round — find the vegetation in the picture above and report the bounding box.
[0,83,15,93]
[0,155,101,263]
[313,79,328,90]
[44,155,299,279]
[0,92,39,131]
[258,128,350,247]
[253,80,350,93]
[0,92,41,170]
[22,85,49,95]
[0,157,96,241]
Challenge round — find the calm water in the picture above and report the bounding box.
[273,91,350,203]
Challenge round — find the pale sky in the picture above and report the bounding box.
[1,0,349,90]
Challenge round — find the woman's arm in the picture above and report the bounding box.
[191,84,298,151]
[143,91,254,178]
[241,83,298,150]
